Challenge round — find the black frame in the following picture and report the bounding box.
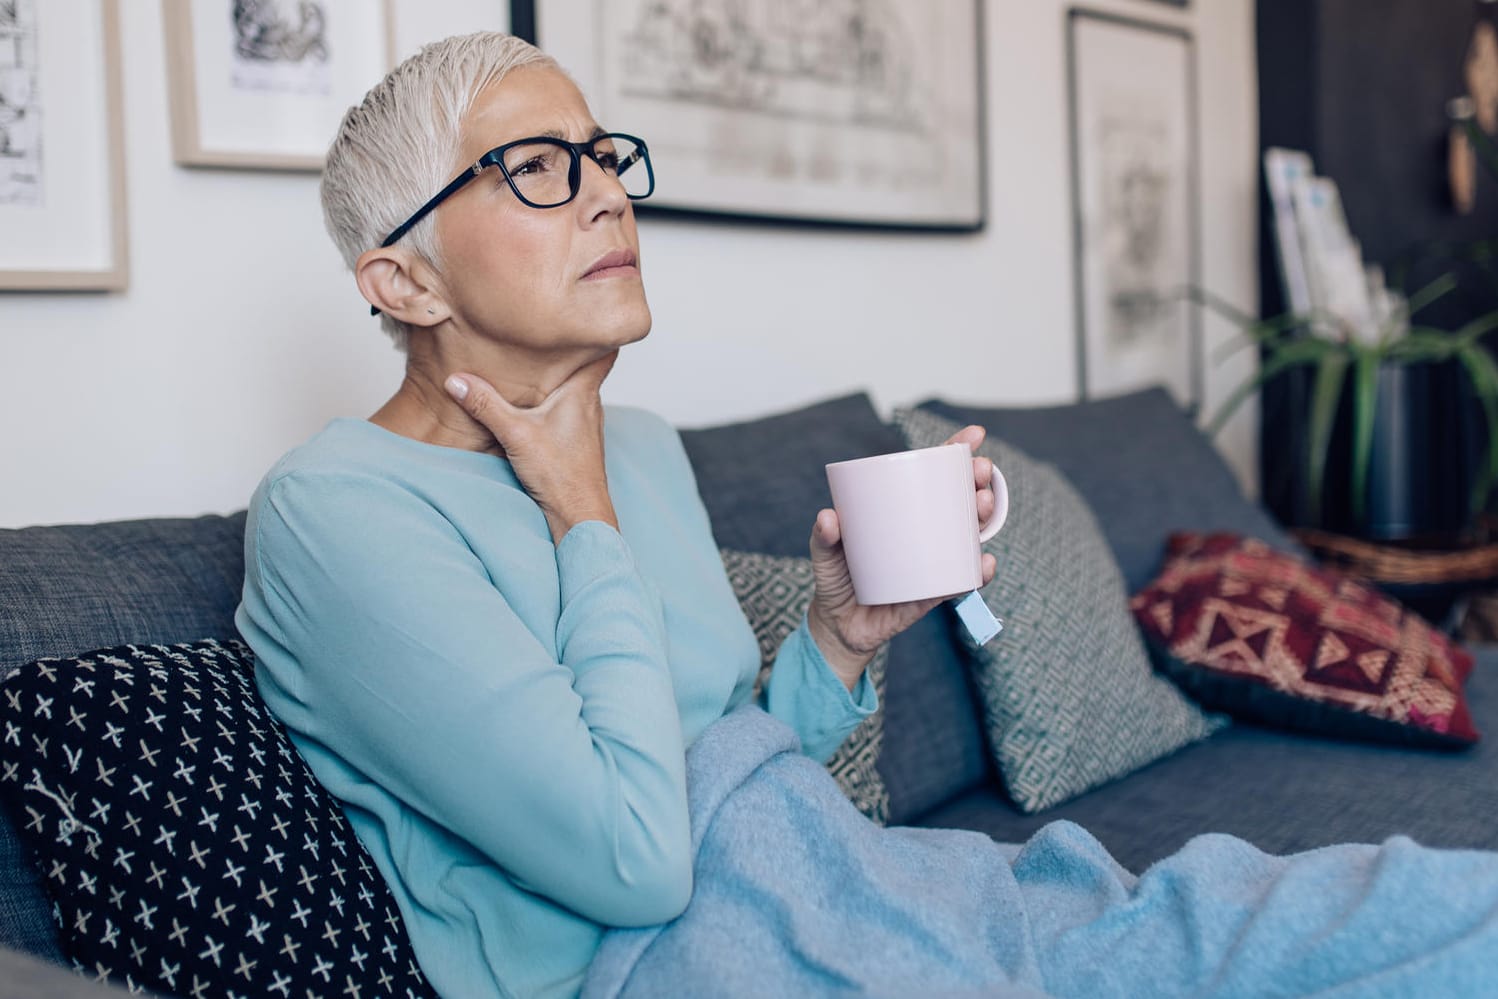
[1066,7,1202,412]
[509,0,988,233]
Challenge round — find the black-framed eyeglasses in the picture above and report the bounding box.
[378,132,654,249]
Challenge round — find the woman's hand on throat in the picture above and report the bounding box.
[444,351,621,544]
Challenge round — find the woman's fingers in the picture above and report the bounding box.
[444,372,517,431]
[976,486,996,524]
[942,424,986,451]
[811,508,842,548]
[972,454,993,488]
[941,428,997,525]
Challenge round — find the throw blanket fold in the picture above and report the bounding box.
[584,705,1498,999]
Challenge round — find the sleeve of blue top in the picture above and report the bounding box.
[762,617,878,764]
[252,472,692,927]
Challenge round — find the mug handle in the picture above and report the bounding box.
[978,466,1009,543]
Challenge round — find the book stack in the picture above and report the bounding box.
[1264,148,1404,344]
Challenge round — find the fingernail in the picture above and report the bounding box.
[444,375,469,401]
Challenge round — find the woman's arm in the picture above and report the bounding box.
[245,469,691,927]
[761,620,878,763]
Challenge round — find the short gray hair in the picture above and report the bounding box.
[321,32,558,350]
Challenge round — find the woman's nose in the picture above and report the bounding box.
[577,154,629,218]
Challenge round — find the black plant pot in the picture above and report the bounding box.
[1262,359,1483,542]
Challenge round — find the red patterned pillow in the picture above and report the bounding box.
[1131,533,1480,747]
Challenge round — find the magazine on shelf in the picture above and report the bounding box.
[1265,149,1398,344]
[1264,147,1315,316]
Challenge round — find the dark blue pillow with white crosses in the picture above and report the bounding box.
[0,639,437,998]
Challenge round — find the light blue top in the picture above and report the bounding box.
[235,410,875,998]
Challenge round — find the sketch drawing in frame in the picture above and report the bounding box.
[512,0,986,230]
[0,0,127,291]
[164,0,394,171]
[1067,9,1201,410]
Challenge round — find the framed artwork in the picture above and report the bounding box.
[0,0,127,291]
[1067,9,1201,410]
[163,0,394,171]
[511,0,986,231]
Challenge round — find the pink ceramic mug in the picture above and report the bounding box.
[825,443,1009,606]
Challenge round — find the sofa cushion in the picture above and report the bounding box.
[723,549,890,823]
[0,514,248,679]
[1132,533,1480,747]
[918,646,1498,873]
[0,639,435,997]
[0,513,248,964]
[918,388,1300,593]
[679,394,988,824]
[895,408,1226,813]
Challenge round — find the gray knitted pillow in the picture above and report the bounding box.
[893,408,1226,812]
[721,550,890,824]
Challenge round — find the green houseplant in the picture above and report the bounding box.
[1199,274,1498,537]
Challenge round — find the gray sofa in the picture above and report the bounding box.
[2,387,1495,993]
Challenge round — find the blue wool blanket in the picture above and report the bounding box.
[583,704,1498,999]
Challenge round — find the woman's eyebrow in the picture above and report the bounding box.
[534,125,607,141]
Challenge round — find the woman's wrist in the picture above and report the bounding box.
[546,504,619,545]
[806,604,875,692]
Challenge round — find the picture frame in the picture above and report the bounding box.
[163,0,395,171]
[511,0,986,231]
[0,0,128,291]
[1067,9,1201,410]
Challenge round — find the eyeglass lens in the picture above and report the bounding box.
[500,135,650,207]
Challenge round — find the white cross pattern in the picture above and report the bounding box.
[0,640,436,997]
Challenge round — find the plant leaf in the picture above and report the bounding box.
[1183,286,1257,328]
[1404,272,1458,318]
[1386,330,1459,363]
[1206,338,1334,437]
[1456,344,1498,516]
[1185,286,1320,345]
[1306,352,1351,520]
[1349,348,1380,524]
[1456,310,1498,346]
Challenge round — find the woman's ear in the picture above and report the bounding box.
[355,247,451,325]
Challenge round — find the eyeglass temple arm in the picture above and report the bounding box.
[368,161,486,315]
[379,162,485,249]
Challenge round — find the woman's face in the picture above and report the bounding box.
[431,66,651,361]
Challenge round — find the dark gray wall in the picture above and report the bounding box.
[1256,0,1498,527]
[1317,0,1497,323]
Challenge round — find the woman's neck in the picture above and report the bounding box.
[369,336,589,456]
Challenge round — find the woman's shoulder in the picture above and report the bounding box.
[247,418,508,538]
[260,417,512,491]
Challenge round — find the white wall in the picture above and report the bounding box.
[0,0,1259,529]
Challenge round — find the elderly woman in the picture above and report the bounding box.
[238,29,995,997]
[239,29,1498,999]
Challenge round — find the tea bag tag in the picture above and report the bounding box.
[954,591,1003,646]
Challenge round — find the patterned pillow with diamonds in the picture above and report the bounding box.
[1131,532,1481,747]
[0,639,436,998]
[721,549,891,824]
[893,408,1226,813]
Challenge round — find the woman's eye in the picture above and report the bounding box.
[594,151,620,172]
[510,156,546,177]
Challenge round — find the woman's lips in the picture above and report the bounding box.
[582,248,639,280]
